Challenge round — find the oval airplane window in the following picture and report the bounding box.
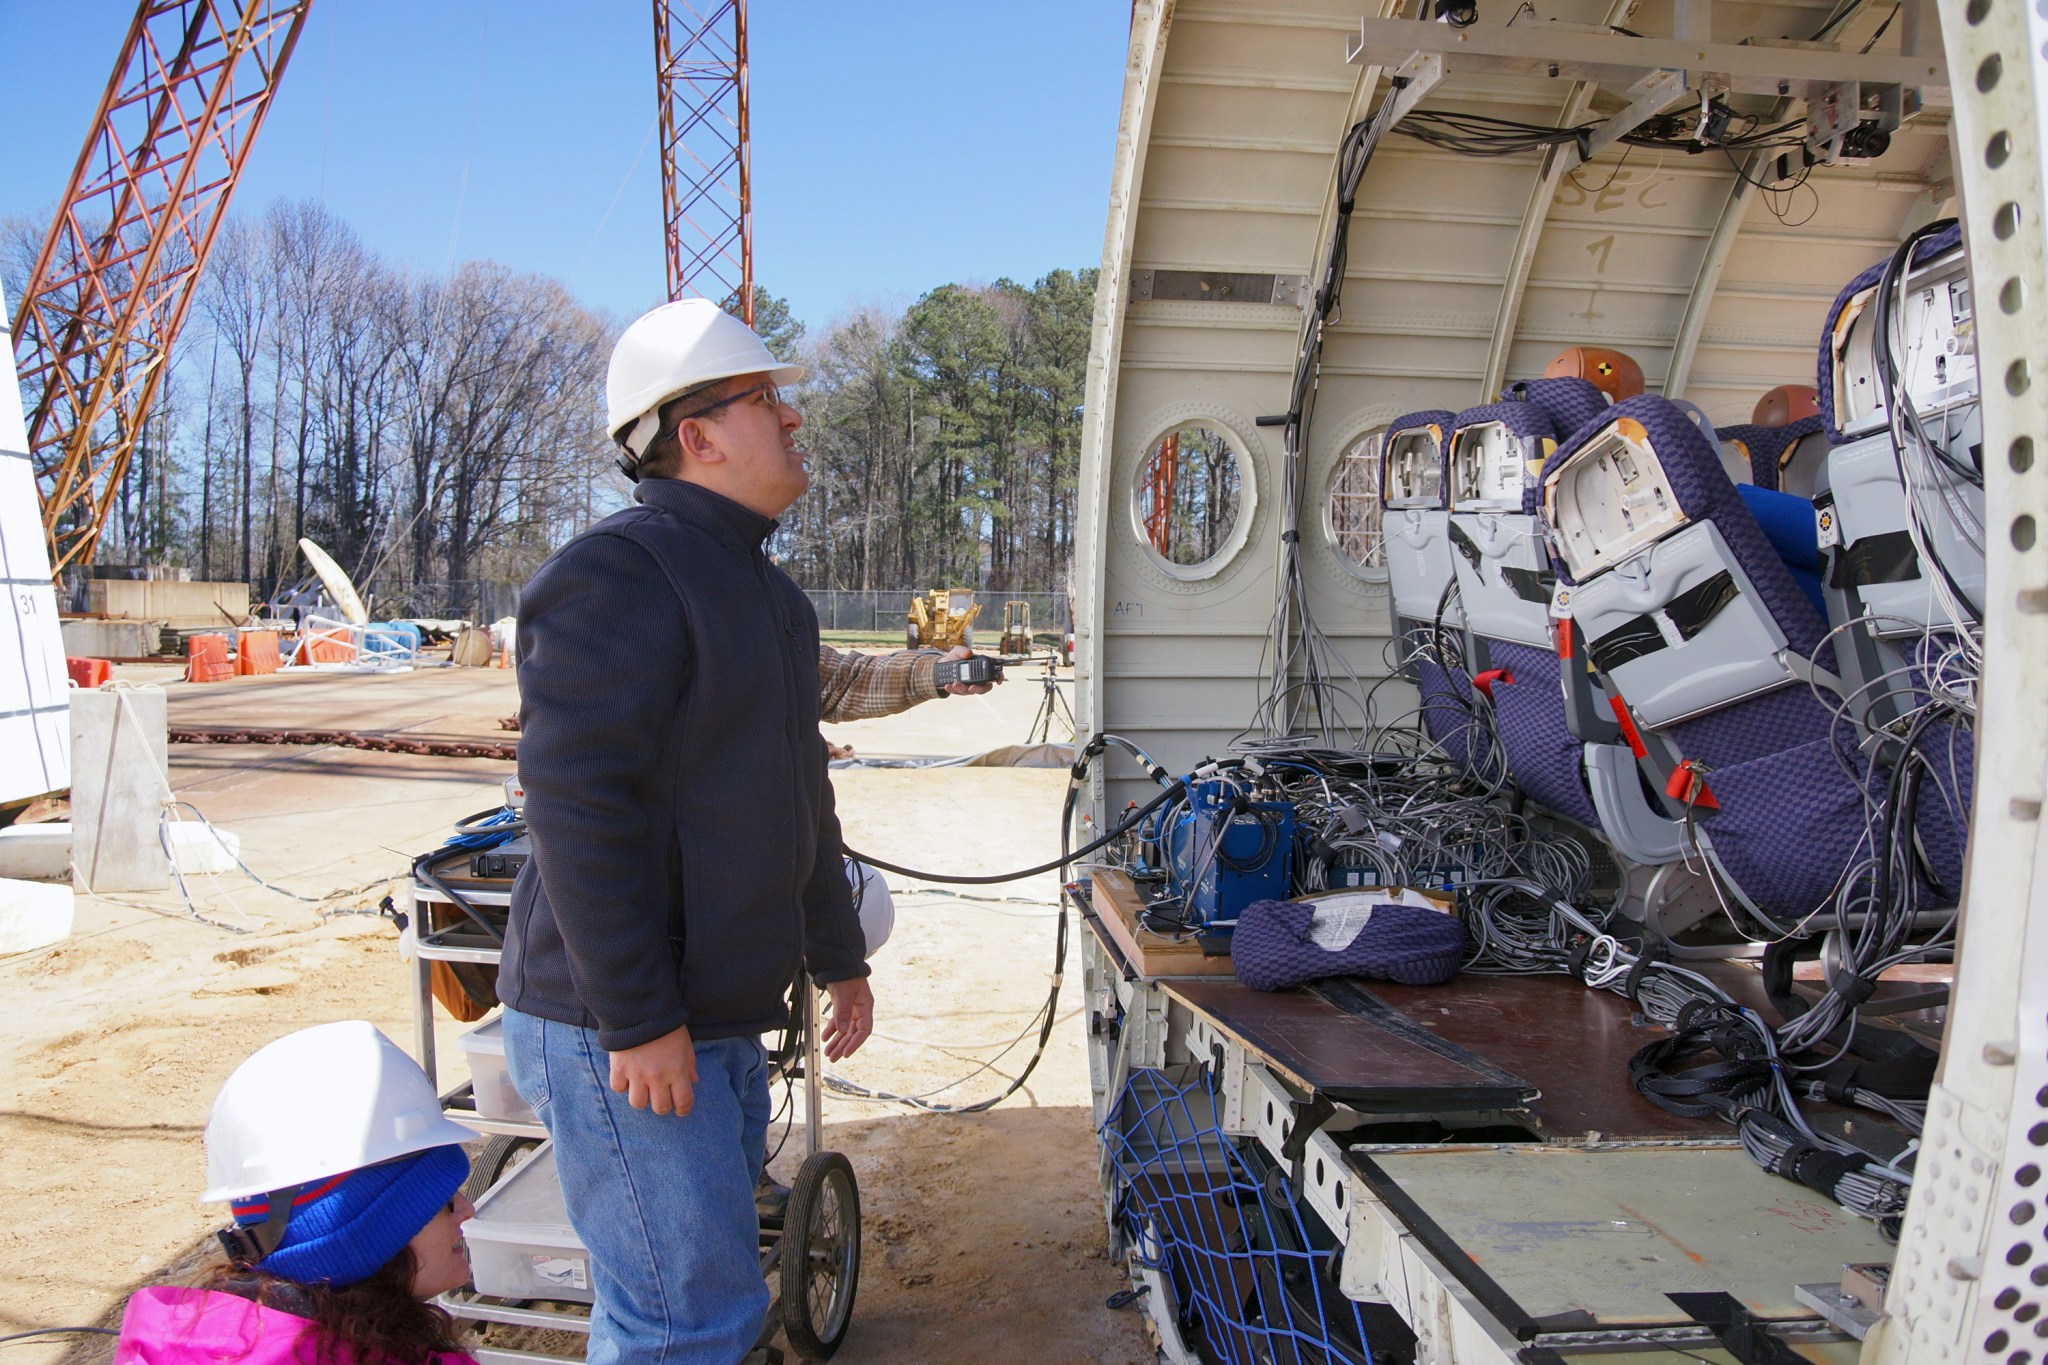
[1133,423,1246,570]
[1326,428,1387,577]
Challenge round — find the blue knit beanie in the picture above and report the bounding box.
[233,1143,470,1286]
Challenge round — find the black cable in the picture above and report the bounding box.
[827,759,1105,1114]
[0,1328,120,1346]
[1869,219,1985,620]
[844,777,1186,885]
[409,847,505,947]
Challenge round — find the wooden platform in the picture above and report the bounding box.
[1085,866,1236,977]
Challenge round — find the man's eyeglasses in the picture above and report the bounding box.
[675,381,781,422]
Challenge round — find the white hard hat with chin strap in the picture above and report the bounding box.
[606,298,806,482]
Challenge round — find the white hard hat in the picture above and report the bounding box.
[202,1020,477,1204]
[845,857,894,959]
[605,298,806,462]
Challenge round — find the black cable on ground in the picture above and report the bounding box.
[0,1327,120,1347]
[842,770,1185,885]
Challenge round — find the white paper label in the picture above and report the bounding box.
[1300,885,1454,952]
[1548,580,1574,621]
[532,1255,589,1291]
[1306,900,1375,951]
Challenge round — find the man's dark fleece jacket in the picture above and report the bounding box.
[500,476,868,1051]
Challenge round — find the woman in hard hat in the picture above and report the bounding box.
[113,1021,483,1365]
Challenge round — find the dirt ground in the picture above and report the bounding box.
[0,660,1148,1363]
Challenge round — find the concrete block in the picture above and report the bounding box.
[0,878,74,954]
[61,619,162,658]
[85,579,248,629]
[0,822,70,880]
[163,820,241,874]
[69,688,170,893]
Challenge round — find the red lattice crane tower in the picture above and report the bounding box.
[1143,432,1179,555]
[653,0,753,323]
[11,0,314,580]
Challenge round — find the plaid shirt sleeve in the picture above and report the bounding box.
[817,644,944,723]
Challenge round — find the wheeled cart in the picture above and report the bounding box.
[400,842,862,1362]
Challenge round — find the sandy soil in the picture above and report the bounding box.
[0,661,1146,1363]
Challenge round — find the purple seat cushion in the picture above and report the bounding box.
[1506,375,1612,443]
[1718,415,1824,491]
[1485,639,1602,831]
[1233,898,1467,991]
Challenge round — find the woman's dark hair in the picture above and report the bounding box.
[205,1245,468,1364]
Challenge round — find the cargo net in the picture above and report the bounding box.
[1104,1068,1373,1365]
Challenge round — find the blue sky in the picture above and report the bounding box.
[0,1,1129,333]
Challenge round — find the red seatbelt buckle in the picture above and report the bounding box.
[1664,760,1719,810]
[1472,668,1515,700]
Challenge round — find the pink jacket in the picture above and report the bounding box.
[114,1286,480,1365]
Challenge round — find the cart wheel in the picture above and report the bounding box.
[779,1150,860,1360]
[462,1133,542,1204]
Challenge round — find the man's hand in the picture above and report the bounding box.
[609,1024,698,1116]
[821,977,874,1062]
[939,644,998,696]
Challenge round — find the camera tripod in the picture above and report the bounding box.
[1026,653,1075,744]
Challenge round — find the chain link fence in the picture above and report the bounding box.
[359,580,524,623]
[803,589,1069,640]
[313,583,1073,637]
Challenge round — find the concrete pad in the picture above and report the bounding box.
[163,819,241,874]
[0,877,73,953]
[165,664,521,742]
[61,619,162,658]
[0,822,70,880]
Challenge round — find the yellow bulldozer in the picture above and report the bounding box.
[906,589,979,651]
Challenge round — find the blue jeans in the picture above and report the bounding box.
[502,1009,770,1365]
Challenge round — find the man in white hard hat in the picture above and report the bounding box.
[500,298,875,1364]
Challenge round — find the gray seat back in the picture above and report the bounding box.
[1380,409,1461,628]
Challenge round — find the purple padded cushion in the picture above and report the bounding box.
[1717,415,1824,491]
[1505,376,1612,442]
[1910,722,1974,901]
[1232,898,1466,991]
[1541,395,1833,670]
[1486,639,1602,831]
[1385,409,1458,510]
[1406,625,1507,785]
[1816,221,1962,441]
[1684,725,1872,919]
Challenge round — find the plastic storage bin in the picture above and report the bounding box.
[457,1015,535,1123]
[464,1143,592,1304]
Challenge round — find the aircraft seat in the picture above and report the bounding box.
[1446,378,1613,830]
[1542,394,1869,921]
[1381,409,1491,774]
[1718,415,1826,493]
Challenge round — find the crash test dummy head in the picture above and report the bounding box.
[1751,385,1820,427]
[1543,347,1645,404]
